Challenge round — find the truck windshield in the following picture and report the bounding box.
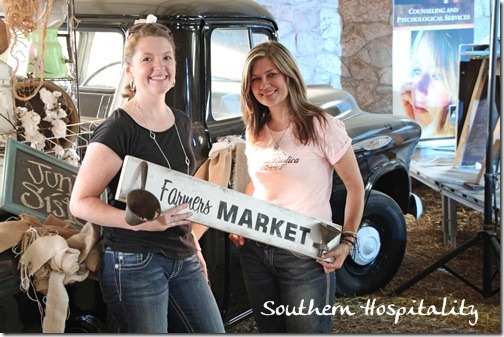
[210,28,269,121]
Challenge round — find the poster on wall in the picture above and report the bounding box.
[392,0,475,140]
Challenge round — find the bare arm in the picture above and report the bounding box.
[317,146,365,273]
[192,223,208,241]
[333,147,365,236]
[70,142,192,232]
[191,228,209,281]
[245,181,254,195]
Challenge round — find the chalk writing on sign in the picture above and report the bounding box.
[15,157,76,221]
[1,138,85,226]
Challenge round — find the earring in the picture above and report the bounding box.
[130,80,136,91]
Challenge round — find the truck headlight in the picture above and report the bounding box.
[352,136,392,151]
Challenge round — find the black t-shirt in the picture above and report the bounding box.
[90,108,197,259]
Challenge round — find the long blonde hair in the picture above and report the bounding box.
[241,41,326,144]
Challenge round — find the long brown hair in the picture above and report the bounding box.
[121,23,175,99]
[241,41,326,144]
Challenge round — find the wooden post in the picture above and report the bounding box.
[454,58,488,167]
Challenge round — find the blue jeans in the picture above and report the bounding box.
[100,247,225,333]
[239,240,335,333]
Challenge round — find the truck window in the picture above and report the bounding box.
[251,31,269,46]
[75,30,123,118]
[76,31,123,90]
[210,28,269,121]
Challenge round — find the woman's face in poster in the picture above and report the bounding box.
[408,36,451,128]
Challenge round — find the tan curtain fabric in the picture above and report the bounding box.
[194,136,250,193]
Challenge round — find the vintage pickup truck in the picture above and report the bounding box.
[0,0,422,332]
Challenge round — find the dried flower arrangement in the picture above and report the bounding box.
[13,80,80,166]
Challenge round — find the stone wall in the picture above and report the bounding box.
[254,0,343,89]
[254,0,493,115]
[339,0,393,113]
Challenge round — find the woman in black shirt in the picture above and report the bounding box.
[70,22,224,333]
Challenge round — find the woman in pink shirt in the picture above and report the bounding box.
[230,41,365,333]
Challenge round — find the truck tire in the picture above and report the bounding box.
[65,315,105,333]
[335,190,407,296]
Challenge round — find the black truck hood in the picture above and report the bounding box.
[307,85,421,143]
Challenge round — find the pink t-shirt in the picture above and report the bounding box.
[246,113,351,221]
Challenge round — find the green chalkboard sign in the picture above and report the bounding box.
[0,138,85,227]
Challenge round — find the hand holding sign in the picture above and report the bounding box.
[124,203,193,232]
[116,156,342,259]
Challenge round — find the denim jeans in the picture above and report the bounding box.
[239,240,336,333]
[100,247,225,333]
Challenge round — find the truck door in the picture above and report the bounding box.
[205,26,273,141]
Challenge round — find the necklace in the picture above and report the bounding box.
[133,101,190,175]
[268,121,291,150]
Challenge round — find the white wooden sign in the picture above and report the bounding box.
[116,155,342,260]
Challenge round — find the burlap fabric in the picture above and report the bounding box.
[194,136,250,193]
[0,213,102,333]
[193,136,250,238]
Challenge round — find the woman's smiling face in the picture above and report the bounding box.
[127,35,176,96]
[408,36,452,128]
[250,56,289,110]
